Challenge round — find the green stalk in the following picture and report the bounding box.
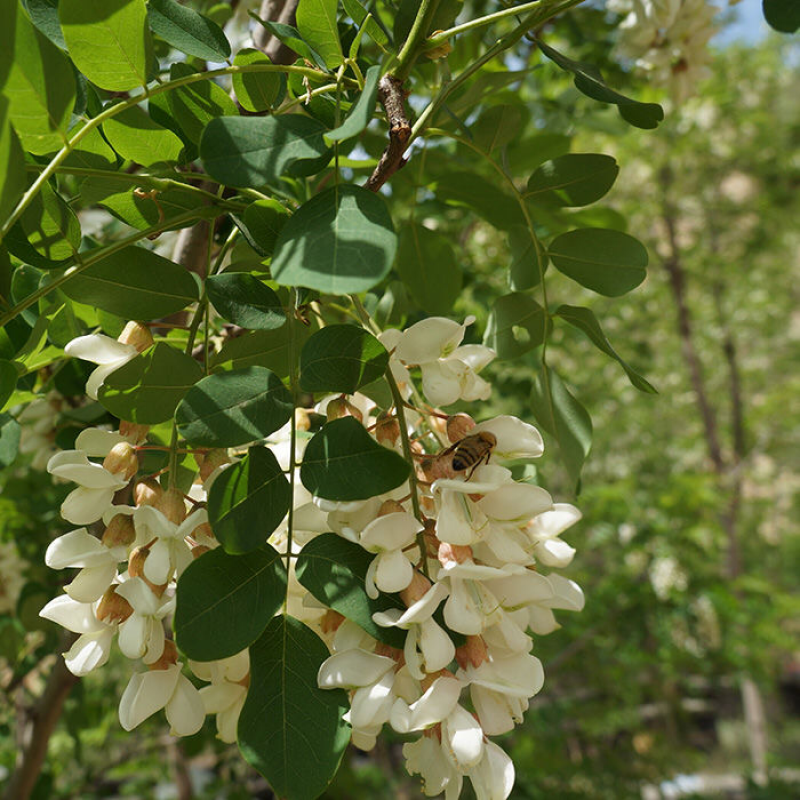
[392,0,442,82]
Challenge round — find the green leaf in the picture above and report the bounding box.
[22,0,66,50]
[103,105,185,166]
[98,343,203,424]
[60,246,199,319]
[530,366,592,489]
[395,221,461,314]
[174,545,286,661]
[59,0,152,92]
[0,100,26,225]
[0,413,21,468]
[206,273,286,331]
[301,416,410,501]
[63,121,117,170]
[271,186,397,294]
[526,153,619,207]
[4,10,74,154]
[326,64,380,142]
[554,305,656,393]
[296,534,405,647]
[210,320,310,377]
[148,0,231,61]
[763,0,800,33]
[548,228,648,297]
[176,366,293,448]
[248,15,323,65]
[240,198,290,257]
[0,2,17,92]
[472,104,524,153]
[199,115,329,189]
[341,0,389,47]
[232,49,281,113]
[484,293,549,360]
[507,225,548,291]
[537,39,664,129]
[167,62,238,144]
[299,325,388,394]
[208,446,292,554]
[296,0,343,69]
[0,361,18,410]
[20,181,81,262]
[434,172,524,230]
[239,616,350,800]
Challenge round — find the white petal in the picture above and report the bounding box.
[66,334,136,365]
[467,740,515,800]
[215,695,245,742]
[483,571,554,609]
[200,683,244,715]
[443,579,486,635]
[360,512,422,552]
[541,574,585,611]
[404,676,463,731]
[373,581,449,628]
[404,737,462,797]
[61,486,117,525]
[421,360,465,407]
[350,671,395,730]
[65,561,119,603]
[115,577,162,614]
[317,650,396,689]
[119,665,181,731]
[39,594,105,634]
[48,451,128,489]
[443,703,484,769]
[143,538,173,585]
[452,344,495,371]
[473,416,544,459]
[478,483,553,522]
[533,538,576,568]
[527,606,559,635]
[470,685,523,735]
[142,617,166,664]
[395,318,466,364]
[45,529,109,569]
[436,489,486,546]
[75,428,127,457]
[118,614,149,660]
[419,617,456,673]
[166,673,206,736]
[86,363,124,401]
[64,628,115,676]
[528,503,582,537]
[374,550,414,594]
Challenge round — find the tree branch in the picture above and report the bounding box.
[365,76,412,192]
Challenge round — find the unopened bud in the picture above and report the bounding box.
[128,546,167,595]
[421,669,452,691]
[375,412,400,446]
[438,541,473,566]
[119,421,150,444]
[191,544,211,559]
[134,478,162,508]
[96,586,133,623]
[295,408,311,432]
[155,486,186,524]
[102,513,136,548]
[375,642,405,663]
[428,412,447,439]
[191,522,216,546]
[425,33,453,61]
[326,396,363,423]
[455,635,488,670]
[320,610,345,634]
[102,442,138,480]
[400,571,432,607]
[198,449,229,483]
[378,499,405,517]
[422,518,439,558]
[117,321,154,353]
[148,639,179,670]
[446,413,475,444]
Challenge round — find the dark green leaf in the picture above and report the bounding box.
[507,133,572,174]
[206,273,286,331]
[555,305,656,393]
[341,0,389,47]
[174,545,286,661]
[537,38,663,129]
[484,293,550,360]
[232,49,281,113]
[508,225,548,291]
[548,228,648,297]
[103,105,185,166]
[326,65,380,142]
[296,534,405,647]
[0,100,26,226]
[0,2,16,92]
[296,0,343,69]
[434,172,524,230]
[763,0,800,33]
[527,153,619,207]
[148,0,231,61]
[0,361,18,411]
[59,0,152,92]
[168,62,238,144]
[210,321,310,377]
[472,104,524,153]
[200,115,329,188]
[98,343,203,424]
[176,366,293,447]
[22,0,65,50]
[208,446,292,554]
[301,417,410,501]
[0,413,21,468]
[299,326,388,393]
[271,186,397,294]
[61,246,199,319]
[239,616,350,800]
[247,15,323,65]
[530,366,592,489]
[240,198,290,257]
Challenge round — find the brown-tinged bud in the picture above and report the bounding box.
[155,486,186,524]
[148,639,179,670]
[96,586,133,624]
[320,610,345,635]
[378,499,405,517]
[102,513,136,548]
[295,407,311,432]
[446,413,476,444]
[425,33,453,61]
[455,635,489,670]
[438,542,473,566]
[422,518,439,559]
[198,448,229,483]
[423,723,443,742]
[236,672,251,689]
[420,495,436,516]
[117,321,154,353]
[134,478,162,508]
[429,412,447,439]
[375,412,400,446]
[103,442,138,481]
[119,421,150,444]
[420,452,456,483]
[191,544,211,559]
[400,571,432,607]
[326,396,363,423]
[128,546,167,595]
[374,642,405,663]
[421,669,453,691]
[191,522,216,546]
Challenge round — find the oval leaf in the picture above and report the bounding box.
[176,366,293,447]
[206,273,286,331]
[167,62,238,144]
[210,320,310,377]
[507,225,548,291]
[299,325,388,394]
[208,446,292,553]
[103,105,185,166]
[296,0,343,69]
[174,545,287,661]
[548,228,648,297]
[148,0,231,62]
[326,64,380,142]
[232,49,281,113]
[240,198,290,257]
[484,293,550,360]
[271,185,397,294]
[527,153,619,207]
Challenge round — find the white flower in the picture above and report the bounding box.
[472,415,544,460]
[403,735,463,799]
[65,334,138,400]
[359,512,422,598]
[115,578,174,664]
[466,740,515,800]
[133,505,206,585]
[526,503,581,568]
[192,651,249,743]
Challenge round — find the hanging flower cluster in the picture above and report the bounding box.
[39,315,584,799]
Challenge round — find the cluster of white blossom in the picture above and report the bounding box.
[38,315,584,799]
[608,0,718,102]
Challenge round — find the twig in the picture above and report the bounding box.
[365,76,412,192]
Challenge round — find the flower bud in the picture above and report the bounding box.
[117,321,154,353]
[378,499,405,517]
[155,486,186,525]
[375,642,405,663]
[421,669,453,691]
[102,513,136,548]
[128,546,167,595]
[320,610,345,634]
[428,412,447,439]
[198,449,229,483]
[96,586,133,623]
[134,478,162,508]
[400,571,432,607]
[191,522,216,546]
[425,33,453,61]
[446,413,475,444]
[326,396,363,423]
[438,542,472,566]
[102,442,138,481]
[191,544,211,559]
[455,635,489,670]
[148,639,179,670]
[422,518,439,558]
[119,421,150,444]
[295,408,311,432]
[375,412,400,446]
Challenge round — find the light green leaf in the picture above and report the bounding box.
[0,361,18,410]
[240,198,290,257]
[210,320,310,378]
[0,2,18,91]
[526,153,619,207]
[296,0,343,69]
[239,616,350,800]
[206,273,286,331]
[63,121,117,170]
[507,225,548,291]
[0,413,21,468]
[301,416,410,501]
[548,228,648,297]
[98,343,203,424]
[555,305,657,393]
[176,366,293,447]
[22,0,66,50]
[207,446,292,553]
[484,293,549,360]
[271,185,397,294]
[299,325,389,393]
[395,221,461,314]
[60,246,199,319]
[0,100,26,225]
[232,49,281,113]
[199,115,329,188]
[59,0,152,92]
[326,64,380,142]
[472,104,524,153]
[341,0,389,47]
[167,62,238,144]
[248,15,322,66]
[20,181,81,262]
[103,105,185,166]
[148,0,231,62]
[174,545,286,661]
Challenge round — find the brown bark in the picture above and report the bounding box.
[365,76,412,193]
[254,0,301,65]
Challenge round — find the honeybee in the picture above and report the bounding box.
[435,431,497,480]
